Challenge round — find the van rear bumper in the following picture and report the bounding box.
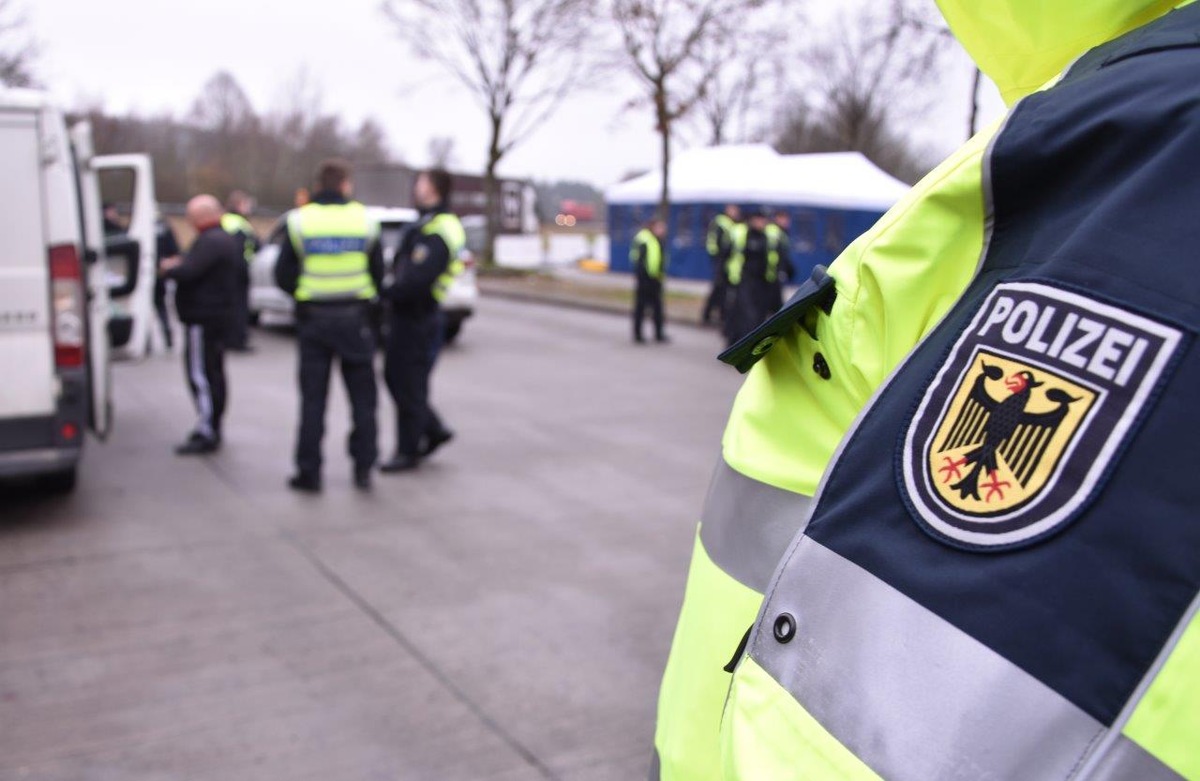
[0,412,84,478]
[0,446,79,477]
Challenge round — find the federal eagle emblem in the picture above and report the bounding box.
[902,283,1181,551]
[930,354,1094,516]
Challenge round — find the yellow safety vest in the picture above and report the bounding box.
[221,213,256,263]
[726,225,779,286]
[655,1,1195,780]
[631,229,665,280]
[421,212,467,303]
[707,213,736,257]
[287,202,378,302]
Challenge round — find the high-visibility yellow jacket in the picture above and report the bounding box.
[706,213,737,260]
[286,201,379,303]
[220,212,257,263]
[632,229,666,281]
[652,1,1199,779]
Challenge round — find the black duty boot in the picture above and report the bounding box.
[175,432,219,456]
[353,465,373,490]
[421,429,454,458]
[379,454,420,474]
[288,472,322,493]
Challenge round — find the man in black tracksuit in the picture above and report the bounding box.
[160,195,239,455]
[379,169,460,473]
[274,161,384,492]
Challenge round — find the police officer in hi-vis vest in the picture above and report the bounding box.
[221,190,261,353]
[766,210,795,312]
[274,159,383,492]
[724,207,779,347]
[651,0,1200,779]
[702,204,740,326]
[631,217,669,344]
[379,168,465,473]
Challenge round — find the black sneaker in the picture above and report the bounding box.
[353,466,372,490]
[379,455,420,474]
[288,473,322,493]
[421,429,454,458]
[175,433,219,456]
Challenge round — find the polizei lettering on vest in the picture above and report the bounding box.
[976,295,1149,387]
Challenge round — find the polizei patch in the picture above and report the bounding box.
[901,282,1182,550]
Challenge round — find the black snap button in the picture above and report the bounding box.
[813,352,831,380]
[773,613,796,644]
[752,336,778,357]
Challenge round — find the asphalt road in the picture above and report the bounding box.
[0,298,744,781]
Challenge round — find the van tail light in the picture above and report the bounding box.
[49,244,85,368]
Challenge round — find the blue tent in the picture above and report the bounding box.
[605,146,911,282]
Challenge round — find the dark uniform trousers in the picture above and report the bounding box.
[384,310,441,458]
[724,282,776,346]
[634,278,665,341]
[154,278,174,349]
[229,261,251,350]
[183,322,227,440]
[295,304,378,476]
[702,258,728,324]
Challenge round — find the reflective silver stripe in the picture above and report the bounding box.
[1088,736,1183,781]
[752,537,1106,781]
[188,325,214,439]
[1076,588,1200,780]
[300,267,371,279]
[698,459,814,593]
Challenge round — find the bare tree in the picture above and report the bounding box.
[188,71,264,196]
[189,71,257,134]
[352,118,391,166]
[427,136,457,169]
[0,0,37,88]
[774,0,949,183]
[83,68,399,210]
[381,0,596,265]
[696,58,763,147]
[611,0,769,221]
[693,4,795,146]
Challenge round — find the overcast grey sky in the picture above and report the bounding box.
[27,0,1004,187]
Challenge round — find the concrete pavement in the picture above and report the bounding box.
[0,298,744,780]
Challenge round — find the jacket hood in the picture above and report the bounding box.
[935,0,1180,104]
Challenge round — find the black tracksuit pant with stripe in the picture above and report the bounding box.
[183,322,227,441]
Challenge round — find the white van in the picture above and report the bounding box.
[0,89,156,492]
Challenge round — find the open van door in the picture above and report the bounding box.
[68,121,114,438]
[93,154,158,360]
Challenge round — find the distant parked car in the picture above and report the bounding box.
[249,206,478,343]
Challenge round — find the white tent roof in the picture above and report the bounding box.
[605,144,911,212]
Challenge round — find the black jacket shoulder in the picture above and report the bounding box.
[169,227,239,326]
